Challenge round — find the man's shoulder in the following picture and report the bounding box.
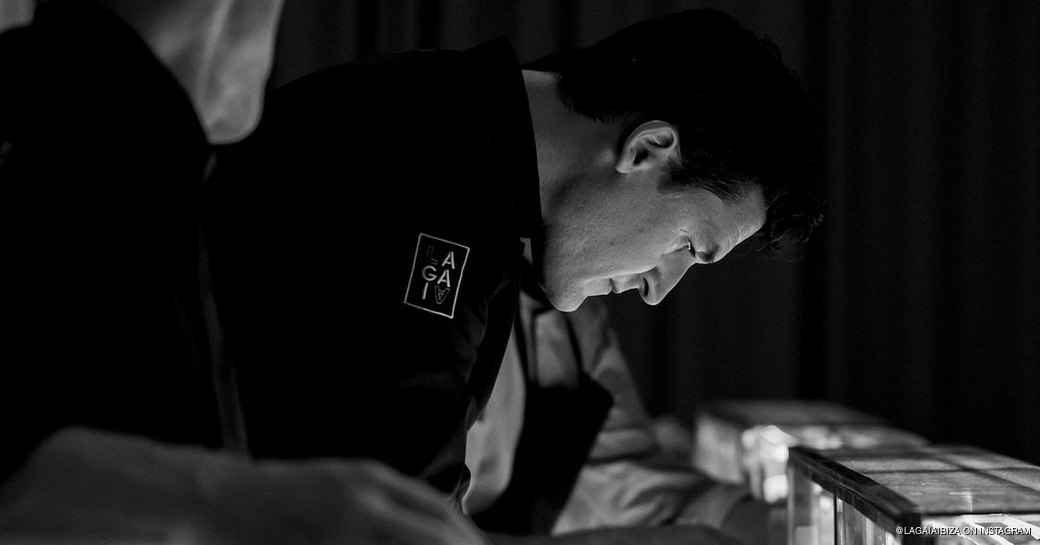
[267,48,475,125]
[225,45,521,222]
[211,40,531,306]
[280,48,466,90]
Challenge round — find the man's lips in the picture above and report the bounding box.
[609,278,647,296]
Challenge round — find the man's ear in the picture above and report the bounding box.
[615,120,681,174]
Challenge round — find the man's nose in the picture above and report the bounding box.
[640,253,696,305]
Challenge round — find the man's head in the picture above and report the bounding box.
[527,9,821,311]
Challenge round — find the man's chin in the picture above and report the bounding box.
[544,287,585,313]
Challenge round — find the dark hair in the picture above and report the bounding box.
[526,9,822,253]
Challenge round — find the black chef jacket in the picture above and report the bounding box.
[0,0,224,482]
[210,39,542,497]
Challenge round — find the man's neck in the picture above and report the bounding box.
[522,71,570,192]
[522,70,622,222]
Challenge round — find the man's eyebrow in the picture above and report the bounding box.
[698,247,719,264]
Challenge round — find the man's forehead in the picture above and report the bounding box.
[743,188,768,232]
[720,188,767,248]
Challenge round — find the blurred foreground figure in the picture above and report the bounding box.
[0,1,487,544]
[213,7,817,545]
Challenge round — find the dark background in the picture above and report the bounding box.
[3,0,1037,463]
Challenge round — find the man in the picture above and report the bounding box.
[212,7,818,543]
[0,1,486,543]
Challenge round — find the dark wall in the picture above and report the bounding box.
[806,1,1040,463]
[270,0,1040,463]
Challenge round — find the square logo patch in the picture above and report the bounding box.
[404,233,470,319]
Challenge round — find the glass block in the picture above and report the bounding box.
[788,445,1040,545]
